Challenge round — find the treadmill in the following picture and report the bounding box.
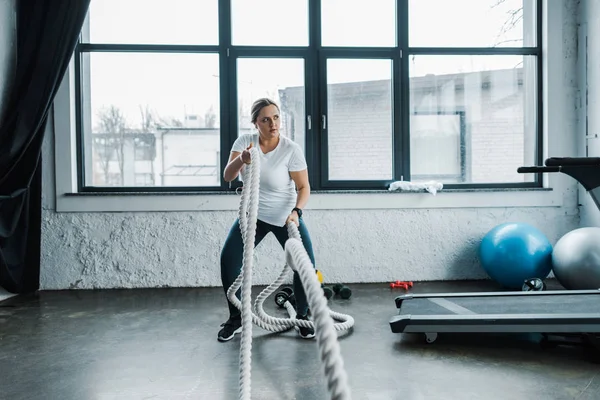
[389,157,600,350]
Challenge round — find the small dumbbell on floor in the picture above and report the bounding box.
[274,286,296,308]
[390,281,413,290]
[323,286,334,300]
[332,283,352,299]
[316,270,335,300]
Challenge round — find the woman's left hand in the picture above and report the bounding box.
[286,211,299,227]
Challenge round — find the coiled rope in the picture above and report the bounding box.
[227,146,354,400]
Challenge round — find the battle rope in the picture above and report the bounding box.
[226,146,354,400]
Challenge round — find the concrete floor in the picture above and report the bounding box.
[0,286,16,303]
[0,281,598,400]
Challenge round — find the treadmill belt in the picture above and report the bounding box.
[399,294,599,316]
[390,290,600,335]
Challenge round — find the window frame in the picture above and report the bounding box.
[225,48,314,191]
[401,0,544,190]
[71,0,544,194]
[317,49,402,190]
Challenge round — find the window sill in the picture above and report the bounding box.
[65,187,551,196]
[55,187,560,213]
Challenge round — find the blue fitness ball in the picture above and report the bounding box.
[479,222,553,289]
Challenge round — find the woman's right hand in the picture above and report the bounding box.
[240,142,253,164]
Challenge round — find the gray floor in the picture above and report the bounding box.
[0,281,598,400]
[0,286,16,303]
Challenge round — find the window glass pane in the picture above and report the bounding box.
[231,0,309,46]
[409,55,538,184]
[82,52,221,187]
[321,0,396,47]
[237,58,306,153]
[409,0,537,47]
[86,0,219,45]
[326,59,393,181]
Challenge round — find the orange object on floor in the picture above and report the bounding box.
[390,281,413,289]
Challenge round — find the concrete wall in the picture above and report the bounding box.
[577,0,600,228]
[39,0,583,291]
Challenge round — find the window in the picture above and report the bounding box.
[408,0,537,47]
[80,52,220,188]
[236,58,306,152]
[72,0,542,193]
[321,0,397,47]
[87,0,219,45]
[407,0,540,186]
[325,58,394,181]
[410,111,466,182]
[409,55,538,184]
[231,0,309,46]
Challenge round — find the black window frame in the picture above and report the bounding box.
[72,0,543,193]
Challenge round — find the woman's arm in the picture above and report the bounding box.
[223,143,253,182]
[223,152,245,182]
[290,169,310,211]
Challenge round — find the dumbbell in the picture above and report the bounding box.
[323,286,334,300]
[332,283,352,299]
[390,281,413,290]
[274,286,295,308]
[522,278,546,292]
[316,270,334,300]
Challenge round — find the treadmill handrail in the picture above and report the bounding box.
[545,157,600,166]
[518,163,600,191]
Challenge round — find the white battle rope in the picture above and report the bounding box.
[226,147,354,400]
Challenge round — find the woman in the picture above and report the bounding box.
[218,98,317,342]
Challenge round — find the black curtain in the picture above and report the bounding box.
[0,1,90,293]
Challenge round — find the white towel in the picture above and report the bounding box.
[388,180,444,195]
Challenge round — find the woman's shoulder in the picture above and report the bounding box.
[238,132,259,142]
[234,132,258,147]
[280,135,303,152]
[232,132,258,153]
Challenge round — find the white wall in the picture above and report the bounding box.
[0,0,16,124]
[40,0,583,290]
[577,0,600,228]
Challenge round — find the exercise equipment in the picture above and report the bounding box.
[274,287,295,308]
[277,283,350,305]
[333,284,352,299]
[552,227,600,290]
[519,157,600,210]
[323,286,334,300]
[389,157,600,352]
[479,222,553,289]
[389,289,600,347]
[229,146,354,400]
[522,278,546,292]
[519,157,600,290]
[317,270,336,300]
[390,281,414,290]
[275,271,339,304]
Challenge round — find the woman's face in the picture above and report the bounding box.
[255,105,280,139]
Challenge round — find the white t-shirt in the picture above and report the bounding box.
[232,133,307,227]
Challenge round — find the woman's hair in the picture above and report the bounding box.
[250,98,280,124]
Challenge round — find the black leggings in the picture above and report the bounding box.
[220,218,317,319]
